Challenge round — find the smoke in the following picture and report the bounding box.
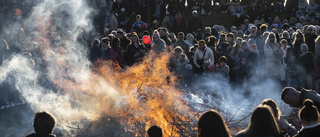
[0,0,104,136]
[0,0,293,136]
[186,71,291,129]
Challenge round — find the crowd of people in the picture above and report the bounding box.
[88,0,320,91]
[1,0,320,136]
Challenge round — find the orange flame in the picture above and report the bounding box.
[51,51,197,136]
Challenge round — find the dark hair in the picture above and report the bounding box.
[117,30,125,36]
[178,32,185,37]
[219,56,228,63]
[292,31,305,48]
[227,33,234,40]
[198,40,206,44]
[260,24,268,31]
[299,99,319,123]
[90,38,100,48]
[281,87,295,100]
[280,39,288,44]
[174,46,183,53]
[198,109,230,137]
[147,125,163,137]
[262,99,281,119]
[238,106,280,137]
[33,111,56,134]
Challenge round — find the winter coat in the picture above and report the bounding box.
[264,42,282,77]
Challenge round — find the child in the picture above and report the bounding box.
[216,56,230,80]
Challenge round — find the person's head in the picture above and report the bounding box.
[33,111,56,134]
[273,16,280,24]
[237,30,244,38]
[198,40,206,50]
[281,23,290,31]
[230,26,237,32]
[190,44,199,53]
[191,10,198,16]
[300,16,306,24]
[267,32,276,43]
[205,27,212,34]
[244,19,249,25]
[262,99,281,119]
[289,17,297,25]
[130,32,140,45]
[90,38,100,48]
[281,87,301,107]
[162,16,170,23]
[303,25,309,35]
[177,32,185,41]
[112,37,120,48]
[101,36,110,48]
[294,31,305,43]
[260,24,268,33]
[242,105,280,137]
[197,109,230,137]
[158,27,168,37]
[152,30,161,42]
[219,33,227,42]
[282,31,290,40]
[227,33,234,43]
[117,30,125,39]
[203,33,211,42]
[280,39,288,48]
[136,14,142,22]
[250,25,257,35]
[219,56,228,66]
[169,32,177,41]
[300,43,309,52]
[186,33,194,42]
[299,99,319,126]
[241,40,248,50]
[147,125,163,137]
[308,25,315,35]
[236,37,242,46]
[173,46,183,57]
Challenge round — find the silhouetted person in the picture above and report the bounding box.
[147,125,163,137]
[26,111,56,137]
[293,99,320,137]
[197,109,231,137]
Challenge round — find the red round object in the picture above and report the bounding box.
[207,64,216,72]
[142,35,151,45]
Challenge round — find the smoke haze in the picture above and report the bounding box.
[0,0,291,136]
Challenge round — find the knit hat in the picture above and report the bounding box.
[185,64,193,70]
[301,44,309,52]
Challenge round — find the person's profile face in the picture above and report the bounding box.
[283,92,299,107]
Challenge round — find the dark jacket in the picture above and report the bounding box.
[306,33,318,54]
[26,133,55,137]
[298,52,314,75]
[173,18,187,34]
[293,124,320,137]
[188,16,203,33]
